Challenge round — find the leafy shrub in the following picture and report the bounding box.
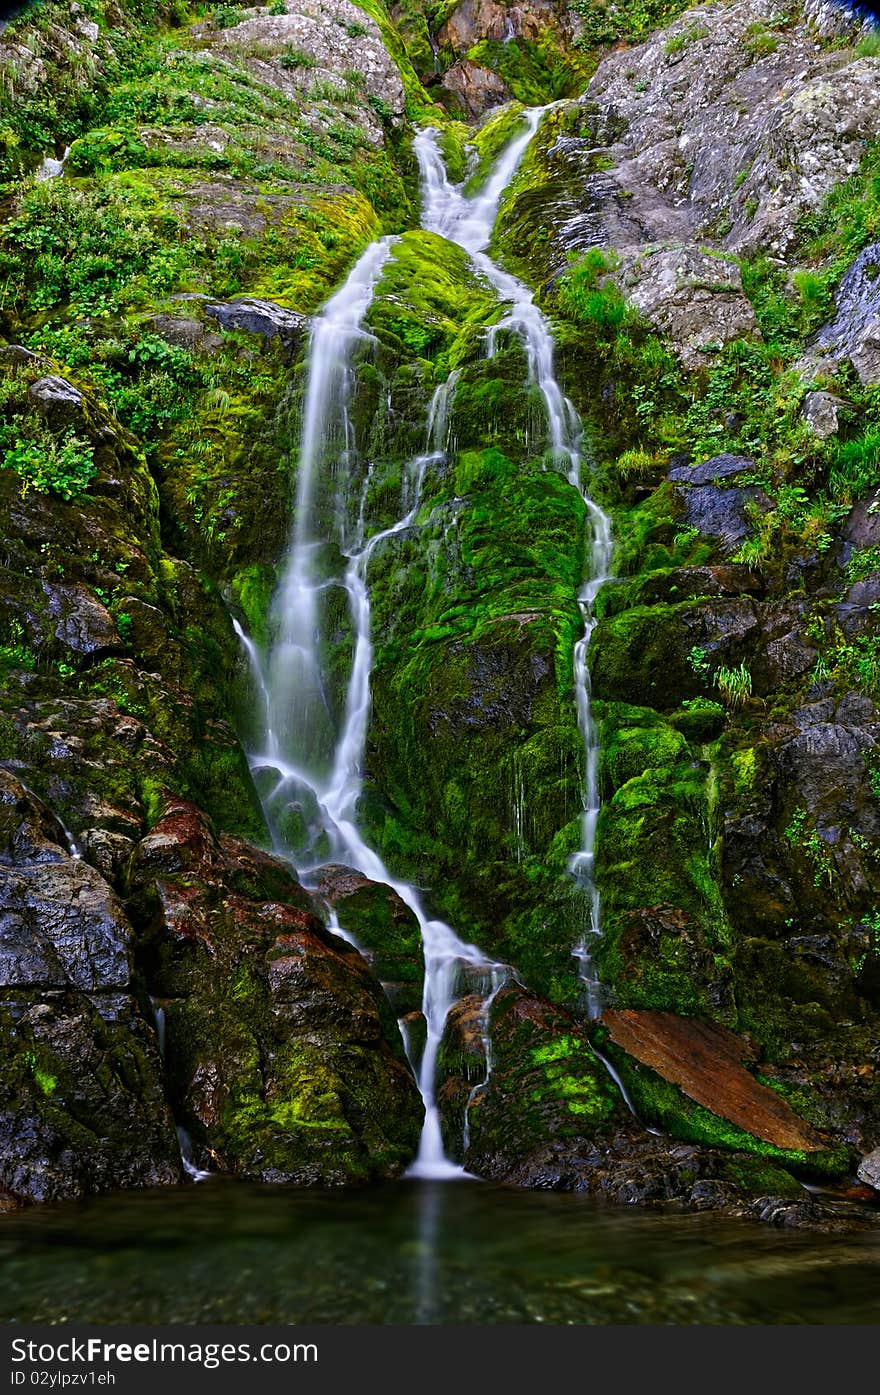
[2,424,97,500]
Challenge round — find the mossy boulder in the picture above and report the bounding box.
[130,798,423,1182]
[437,983,624,1175]
[312,864,425,1014]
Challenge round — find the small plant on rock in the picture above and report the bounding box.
[714,661,752,709]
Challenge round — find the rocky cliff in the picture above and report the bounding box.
[1,0,880,1226]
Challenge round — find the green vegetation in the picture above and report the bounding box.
[1,420,96,500]
[569,0,694,52]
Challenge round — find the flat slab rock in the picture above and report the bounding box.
[602,1009,825,1152]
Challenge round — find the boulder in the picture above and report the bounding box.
[811,242,880,387]
[437,983,623,1175]
[614,246,758,366]
[204,297,308,346]
[441,60,509,118]
[129,799,423,1183]
[27,376,83,422]
[801,390,845,437]
[312,864,424,1014]
[857,1147,880,1191]
[42,582,120,658]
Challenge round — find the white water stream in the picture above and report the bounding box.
[415,116,614,1017]
[238,106,615,1177]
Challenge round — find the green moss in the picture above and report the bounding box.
[463,103,527,194]
[369,229,498,366]
[466,35,590,106]
[718,1155,802,1199]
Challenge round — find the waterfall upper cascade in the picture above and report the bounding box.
[415,117,614,1017]
[239,106,614,1180]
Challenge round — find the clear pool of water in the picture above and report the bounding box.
[3,1178,880,1325]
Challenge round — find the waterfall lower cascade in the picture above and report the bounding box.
[239,106,613,1179]
[239,243,502,1180]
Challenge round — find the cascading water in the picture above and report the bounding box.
[414,116,614,1019]
[237,254,500,1178]
[238,107,616,1181]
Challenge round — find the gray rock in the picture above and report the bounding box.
[145,314,224,354]
[678,483,772,550]
[614,245,758,366]
[0,769,70,865]
[204,296,307,343]
[857,1146,880,1190]
[801,389,845,437]
[501,0,880,353]
[581,3,880,262]
[0,345,40,366]
[811,243,880,386]
[837,573,880,638]
[197,0,406,140]
[42,582,120,657]
[843,488,880,551]
[27,376,83,419]
[668,452,755,485]
[79,828,137,884]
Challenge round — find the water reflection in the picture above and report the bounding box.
[2,1179,880,1325]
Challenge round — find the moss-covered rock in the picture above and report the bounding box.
[437,983,624,1174]
[130,798,424,1182]
[312,864,425,1014]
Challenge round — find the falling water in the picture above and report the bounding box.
[461,966,508,1153]
[238,265,497,1176]
[35,146,70,182]
[415,117,614,1019]
[240,108,614,1179]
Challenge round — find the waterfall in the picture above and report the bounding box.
[239,107,614,1182]
[35,145,70,182]
[239,247,496,1178]
[415,121,614,1018]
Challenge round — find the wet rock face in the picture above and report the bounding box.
[437,983,623,1176]
[810,243,880,386]
[0,772,180,1205]
[0,356,422,1201]
[130,800,424,1184]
